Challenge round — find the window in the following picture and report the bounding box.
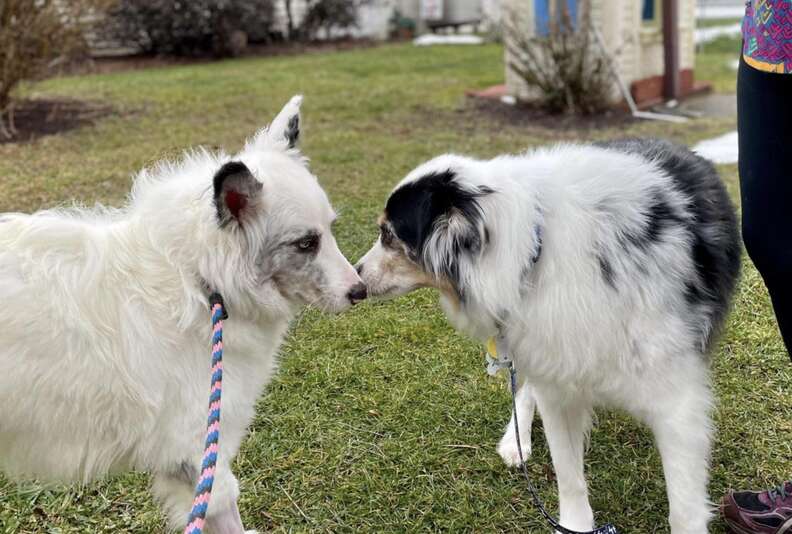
[535,0,578,36]
[642,0,662,24]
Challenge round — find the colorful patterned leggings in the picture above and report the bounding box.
[738,57,792,361]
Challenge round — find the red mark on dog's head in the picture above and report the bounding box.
[225,190,247,220]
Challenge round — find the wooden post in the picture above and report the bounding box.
[662,0,680,100]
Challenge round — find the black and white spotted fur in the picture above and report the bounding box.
[357,139,741,534]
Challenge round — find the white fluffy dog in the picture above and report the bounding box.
[0,96,366,533]
[356,139,741,534]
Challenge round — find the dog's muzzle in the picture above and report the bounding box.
[347,282,368,305]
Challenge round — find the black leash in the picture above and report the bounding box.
[503,360,619,534]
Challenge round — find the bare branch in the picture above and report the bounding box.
[503,0,613,115]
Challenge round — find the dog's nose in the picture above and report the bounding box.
[347,282,367,305]
[355,263,363,275]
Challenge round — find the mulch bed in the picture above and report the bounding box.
[2,39,378,143]
[468,97,636,131]
[0,99,114,145]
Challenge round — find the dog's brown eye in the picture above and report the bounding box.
[295,234,320,253]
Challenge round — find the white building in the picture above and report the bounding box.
[87,0,497,56]
[503,0,700,106]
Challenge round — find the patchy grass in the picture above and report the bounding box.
[696,18,742,29]
[1,42,788,534]
[696,34,742,94]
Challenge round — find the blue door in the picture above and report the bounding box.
[535,0,579,35]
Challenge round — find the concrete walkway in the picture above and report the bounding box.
[693,131,738,164]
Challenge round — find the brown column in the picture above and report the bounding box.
[662,0,680,99]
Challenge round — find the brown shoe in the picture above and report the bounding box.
[721,482,792,533]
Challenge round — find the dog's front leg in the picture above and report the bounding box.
[206,498,258,534]
[197,463,259,534]
[153,461,257,534]
[535,388,594,533]
[497,382,536,466]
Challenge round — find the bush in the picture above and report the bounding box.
[298,0,364,40]
[388,9,416,39]
[108,0,276,57]
[504,0,612,115]
[0,0,102,138]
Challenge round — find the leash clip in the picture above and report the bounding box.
[208,292,229,320]
[485,336,512,376]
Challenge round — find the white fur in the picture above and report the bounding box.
[359,143,740,534]
[0,96,362,533]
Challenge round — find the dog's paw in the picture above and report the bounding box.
[497,426,531,467]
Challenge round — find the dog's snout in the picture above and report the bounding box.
[347,282,367,305]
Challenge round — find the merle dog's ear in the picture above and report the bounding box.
[419,176,491,298]
[388,171,490,257]
[436,205,488,255]
[261,94,302,150]
[213,161,263,226]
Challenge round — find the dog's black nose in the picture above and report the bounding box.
[347,282,367,304]
[355,263,364,275]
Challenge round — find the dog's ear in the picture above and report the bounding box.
[422,189,489,299]
[213,161,263,226]
[262,94,302,150]
[388,170,490,296]
[435,206,488,255]
[389,170,490,256]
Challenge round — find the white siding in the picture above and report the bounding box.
[273,0,408,40]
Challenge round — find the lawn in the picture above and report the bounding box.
[2,39,790,534]
[695,35,743,94]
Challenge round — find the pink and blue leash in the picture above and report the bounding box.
[184,293,228,534]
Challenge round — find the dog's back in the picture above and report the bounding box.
[593,138,741,351]
[450,139,741,374]
[0,211,169,482]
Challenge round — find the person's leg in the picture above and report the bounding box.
[737,57,792,358]
[720,58,792,534]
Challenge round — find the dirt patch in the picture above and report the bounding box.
[468,97,636,132]
[0,99,114,144]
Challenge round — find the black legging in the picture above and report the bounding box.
[738,57,792,360]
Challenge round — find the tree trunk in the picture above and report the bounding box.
[285,0,295,39]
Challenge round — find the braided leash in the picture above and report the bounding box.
[184,293,228,534]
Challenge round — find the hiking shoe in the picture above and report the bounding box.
[721,481,792,533]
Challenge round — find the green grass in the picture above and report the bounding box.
[696,33,742,94]
[696,18,742,29]
[2,42,789,534]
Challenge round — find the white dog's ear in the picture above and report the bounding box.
[261,94,302,150]
[213,161,263,227]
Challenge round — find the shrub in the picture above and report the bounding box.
[108,0,276,57]
[388,9,416,39]
[504,0,612,115]
[298,0,364,41]
[0,0,103,138]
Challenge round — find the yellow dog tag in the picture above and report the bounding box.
[486,336,498,357]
